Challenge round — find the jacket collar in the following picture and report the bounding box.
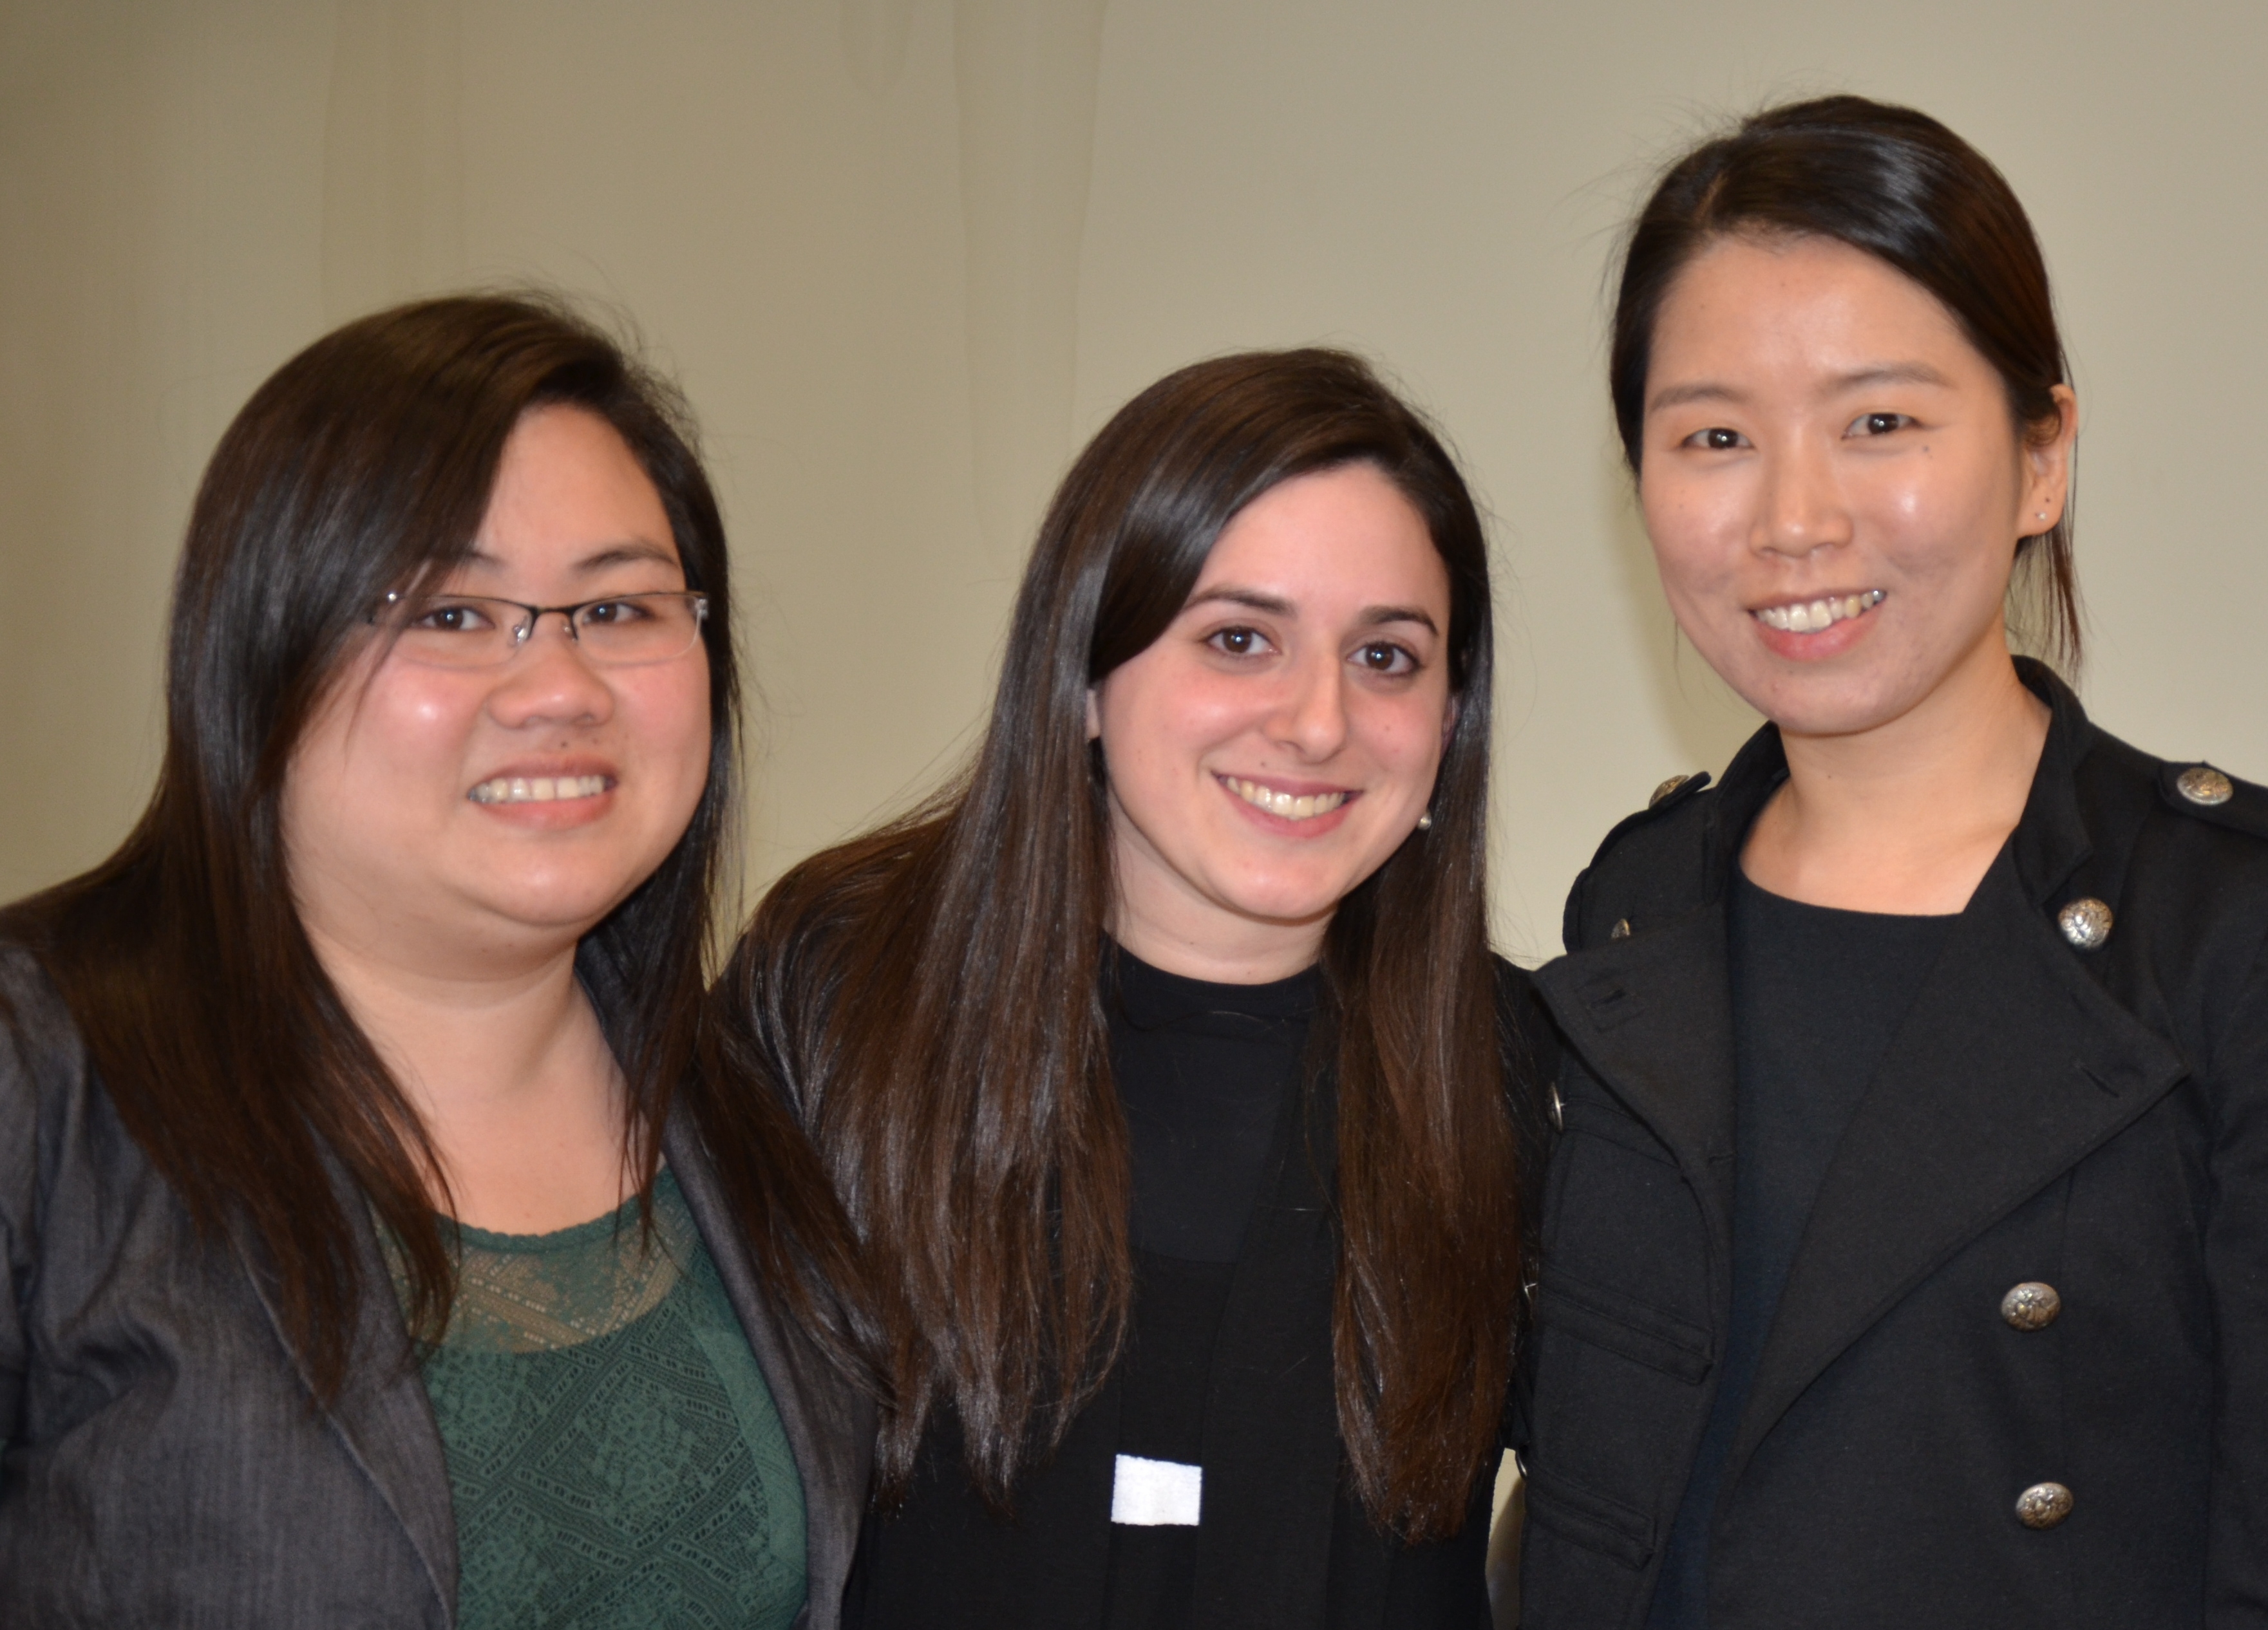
[1690,655,2094,914]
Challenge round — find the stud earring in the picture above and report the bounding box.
[1416,812,1433,832]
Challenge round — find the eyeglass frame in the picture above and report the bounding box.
[372,588,711,668]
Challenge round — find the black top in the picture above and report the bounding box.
[1647,871,1953,1630]
[846,948,1318,1630]
[845,948,1512,1629]
[1107,949,1317,1630]
[1113,947,1316,1265]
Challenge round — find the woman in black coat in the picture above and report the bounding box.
[1517,98,2268,1627]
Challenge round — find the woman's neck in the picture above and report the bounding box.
[303,922,635,1232]
[1740,643,2050,915]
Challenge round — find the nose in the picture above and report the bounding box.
[1265,648,1350,761]
[1752,438,1851,560]
[485,613,615,729]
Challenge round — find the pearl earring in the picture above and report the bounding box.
[1416,812,1433,832]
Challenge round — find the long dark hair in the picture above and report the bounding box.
[1610,95,2084,668]
[721,348,1520,1539]
[1,294,865,1399]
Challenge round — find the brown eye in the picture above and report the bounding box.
[411,599,498,634]
[1851,411,1913,436]
[1705,427,1740,450]
[1209,626,1269,657]
[1355,642,1417,676]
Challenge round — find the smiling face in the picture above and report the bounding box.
[1088,462,1455,980]
[1638,232,2074,739]
[282,404,713,976]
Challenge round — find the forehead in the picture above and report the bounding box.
[1191,464,1448,609]
[455,405,681,581]
[1650,232,1983,383]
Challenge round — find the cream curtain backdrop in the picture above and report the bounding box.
[6,0,2265,946]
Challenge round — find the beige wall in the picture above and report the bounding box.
[6,3,2262,1609]
[5,0,2265,955]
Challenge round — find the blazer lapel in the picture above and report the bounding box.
[1723,848,2187,1486]
[1535,904,1741,1240]
[665,1113,874,1630]
[232,1158,458,1625]
[1191,1067,1344,1630]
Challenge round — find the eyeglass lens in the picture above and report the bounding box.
[383,594,706,668]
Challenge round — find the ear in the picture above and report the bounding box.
[1085,684,1102,742]
[2021,383,2079,535]
[1441,688,1459,747]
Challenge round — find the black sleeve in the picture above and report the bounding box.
[2206,932,2268,1622]
[1493,957,1560,1452]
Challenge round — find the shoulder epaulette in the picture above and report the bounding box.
[2156,761,2268,842]
[1590,768,1713,860]
[1560,771,1714,952]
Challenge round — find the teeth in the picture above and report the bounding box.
[1226,778,1348,821]
[468,774,610,805]
[1755,589,1885,633]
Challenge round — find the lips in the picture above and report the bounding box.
[466,773,613,805]
[1752,589,1885,633]
[1222,776,1352,822]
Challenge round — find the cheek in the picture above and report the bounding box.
[1353,684,1453,778]
[302,668,478,798]
[1097,659,1245,773]
[1860,449,2019,578]
[625,662,715,797]
[1639,474,1739,604]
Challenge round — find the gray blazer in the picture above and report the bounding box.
[0,943,874,1628]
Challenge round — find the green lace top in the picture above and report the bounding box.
[407,1170,807,1630]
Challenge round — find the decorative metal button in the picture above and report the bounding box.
[1549,1083,1565,1132]
[2178,765,2234,807]
[2000,1282,2062,1331]
[2015,1481,2074,1530]
[1649,774,1692,809]
[1609,918,1632,941]
[2057,898,2113,951]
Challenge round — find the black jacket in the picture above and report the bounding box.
[0,941,874,1629]
[1517,662,2268,1627]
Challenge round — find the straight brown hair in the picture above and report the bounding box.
[1610,95,2084,670]
[719,348,1523,1539]
[1,294,868,1398]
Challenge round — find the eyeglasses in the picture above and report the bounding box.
[373,590,709,670]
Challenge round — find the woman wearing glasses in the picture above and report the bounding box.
[720,349,1549,1629]
[0,295,871,1627]
[1517,98,2268,1625]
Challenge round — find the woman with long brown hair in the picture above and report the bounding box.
[0,294,872,1626]
[719,348,1549,1628]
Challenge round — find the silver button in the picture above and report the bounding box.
[2015,1481,2074,1530]
[2178,765,2234,807]
[2000,1282,2061,1331]
[2057,898,2113,951]
[1649,774,1692,809]
[1549,1083,1565,1132]
[1609,918,1632,941]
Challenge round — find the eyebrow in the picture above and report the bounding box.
[458,540,682,576]
[1647,361,1955,417]
[1185,585,1439,635]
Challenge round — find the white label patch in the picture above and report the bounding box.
[1110,1454,1203,1526]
